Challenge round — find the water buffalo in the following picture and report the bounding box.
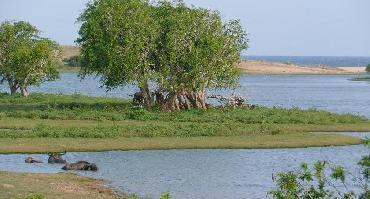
[48,151,67,164]
[25,157,43,163]
[62,161,98,171]
[133,92,144,105]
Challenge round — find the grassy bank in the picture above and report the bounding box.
[0,134,362,154]
[0,93,369,153]
[351,76,370,81]
[0,172,121,199]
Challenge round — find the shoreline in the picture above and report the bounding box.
[0,133,365,154]
[0,171,123,199]
[239,60,366,75]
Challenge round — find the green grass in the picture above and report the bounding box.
[351,76,370,81]
[0,172,122,199]
[0,134,363,154]
[0,93,368,152]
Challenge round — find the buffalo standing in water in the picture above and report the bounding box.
[62,161,98,171]
[48,151,67,164]
[25,157,43,163]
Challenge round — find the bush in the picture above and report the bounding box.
[366,64,370,73]
[270,140,370,199]
[160,193,171,199]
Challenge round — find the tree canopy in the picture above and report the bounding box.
[0,21,60,96]
[77,0,248,111]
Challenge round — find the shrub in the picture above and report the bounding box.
[160,193,171,199]
[270,140,370,199]
[366,64,370,73]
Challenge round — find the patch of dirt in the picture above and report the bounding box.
[50,182,88,195]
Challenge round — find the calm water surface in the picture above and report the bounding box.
[0,134,369,199]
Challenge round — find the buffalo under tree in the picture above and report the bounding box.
[77,0,248,111]
[0,21,60,97]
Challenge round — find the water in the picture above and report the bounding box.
[0,133,369,199]
[1,73,369,117]
[244,55,370,67]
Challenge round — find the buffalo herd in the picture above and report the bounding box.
[25,151,98,171]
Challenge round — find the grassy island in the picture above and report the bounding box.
[0,93,368,153]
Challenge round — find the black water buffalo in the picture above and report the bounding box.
[25,157,43,163]
[62,161,98,171]
[133,92,144,105]
[48,151,67,164]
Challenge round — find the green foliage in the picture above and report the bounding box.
[0,21,60,96]
[366,64,370,73]
[270,157,369,199]
[77,0,248,110]
[159,192,171,199]
[63,55,82,67]
[23,193,45,199]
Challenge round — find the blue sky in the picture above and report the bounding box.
[0,0,369,56]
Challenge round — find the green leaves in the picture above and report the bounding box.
[270,159,369,199]
[77,0,248,110]
[0,21,60,96]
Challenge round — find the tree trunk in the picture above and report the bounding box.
[8,81,18,95]
[197,89,207,109]
[164,92,179,112]
[139,80,152,110]
[21,86,29,97]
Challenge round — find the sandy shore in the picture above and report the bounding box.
[61,46,366,75]
[239,60,366,75]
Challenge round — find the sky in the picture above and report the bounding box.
[0,0,369,56]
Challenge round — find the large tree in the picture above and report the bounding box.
[77,0,159,108]
[77,0,248,111]
[153,1,248,110]
[0,21,60,96]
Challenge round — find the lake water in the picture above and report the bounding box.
[244,55,370,67]
[0,74,369,198]
[0,133,369,199]
[1,73,369,117]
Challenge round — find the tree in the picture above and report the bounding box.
[77,0,159,108]
[366,64,370,73]
[152,1,247,110]
[0,21,60,96]
[77,0,248,111]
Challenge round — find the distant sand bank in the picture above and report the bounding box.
[61,46,366,75]
[239,60,366,75]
